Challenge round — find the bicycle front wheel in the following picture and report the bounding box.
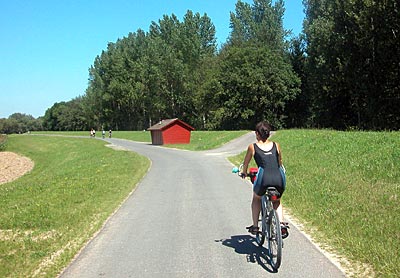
[268,209,282,270]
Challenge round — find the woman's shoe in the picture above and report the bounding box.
[280,222,289,239]
[246,225,259,235]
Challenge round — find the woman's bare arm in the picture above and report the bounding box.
[242,144,254,176]
[276,142,283,166]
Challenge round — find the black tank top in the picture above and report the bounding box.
[253,142,284,190]
[253,142,280,169]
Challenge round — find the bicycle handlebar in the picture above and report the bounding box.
[232,163,286,180]
[232,164,258,181]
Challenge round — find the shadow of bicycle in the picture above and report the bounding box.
[216,234,278,273]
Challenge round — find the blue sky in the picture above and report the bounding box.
[0,0,304,119]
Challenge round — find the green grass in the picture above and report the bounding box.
[31,130,151,142]
[165,131,248,151]
[230,129,400,277]
[0,135,150,278]
[109,130,151,142]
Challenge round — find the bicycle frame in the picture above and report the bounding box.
[256,187,280,243]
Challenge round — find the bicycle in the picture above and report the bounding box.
[232,164,284,271]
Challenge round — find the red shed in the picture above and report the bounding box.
[147,118,195,145]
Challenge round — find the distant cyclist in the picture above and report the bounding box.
[241,121,288,238]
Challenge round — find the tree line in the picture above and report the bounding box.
[2,0,399,134]
[297,0,400,130]
[0,113,42,134]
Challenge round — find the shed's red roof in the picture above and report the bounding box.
[147,118,195,131]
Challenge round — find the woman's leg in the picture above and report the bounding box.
[273,199,289,238]
[273,199,284,222]
[252,193,262,227]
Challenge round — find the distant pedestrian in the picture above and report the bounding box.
[109,129,112,138]
[90,128,94,137]
[93,129,96,137]
[102,130,105,139]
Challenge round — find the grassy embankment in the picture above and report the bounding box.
[230,129,399,277]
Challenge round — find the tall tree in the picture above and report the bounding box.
[216,44,299,129]
[229,0,287,50]
[215,0,299,129]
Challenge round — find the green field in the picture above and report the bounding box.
[2,130,399,277]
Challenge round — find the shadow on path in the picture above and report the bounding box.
[216,234,278,273]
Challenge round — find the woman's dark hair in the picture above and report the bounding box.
[255,121,271,141]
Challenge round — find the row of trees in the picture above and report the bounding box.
[3,0,398,133]
[44,1,300,131]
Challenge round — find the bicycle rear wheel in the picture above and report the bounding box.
[256,196,267,246]
[268,209,282,270]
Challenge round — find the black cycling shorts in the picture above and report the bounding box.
[253,167,286,197]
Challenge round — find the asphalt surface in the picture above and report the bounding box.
[59,133,346,277]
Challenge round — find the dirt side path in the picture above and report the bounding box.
[0,152,34,184]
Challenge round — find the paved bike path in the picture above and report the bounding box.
[59,133,345,277]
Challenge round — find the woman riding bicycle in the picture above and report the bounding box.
[241,121,288,238]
